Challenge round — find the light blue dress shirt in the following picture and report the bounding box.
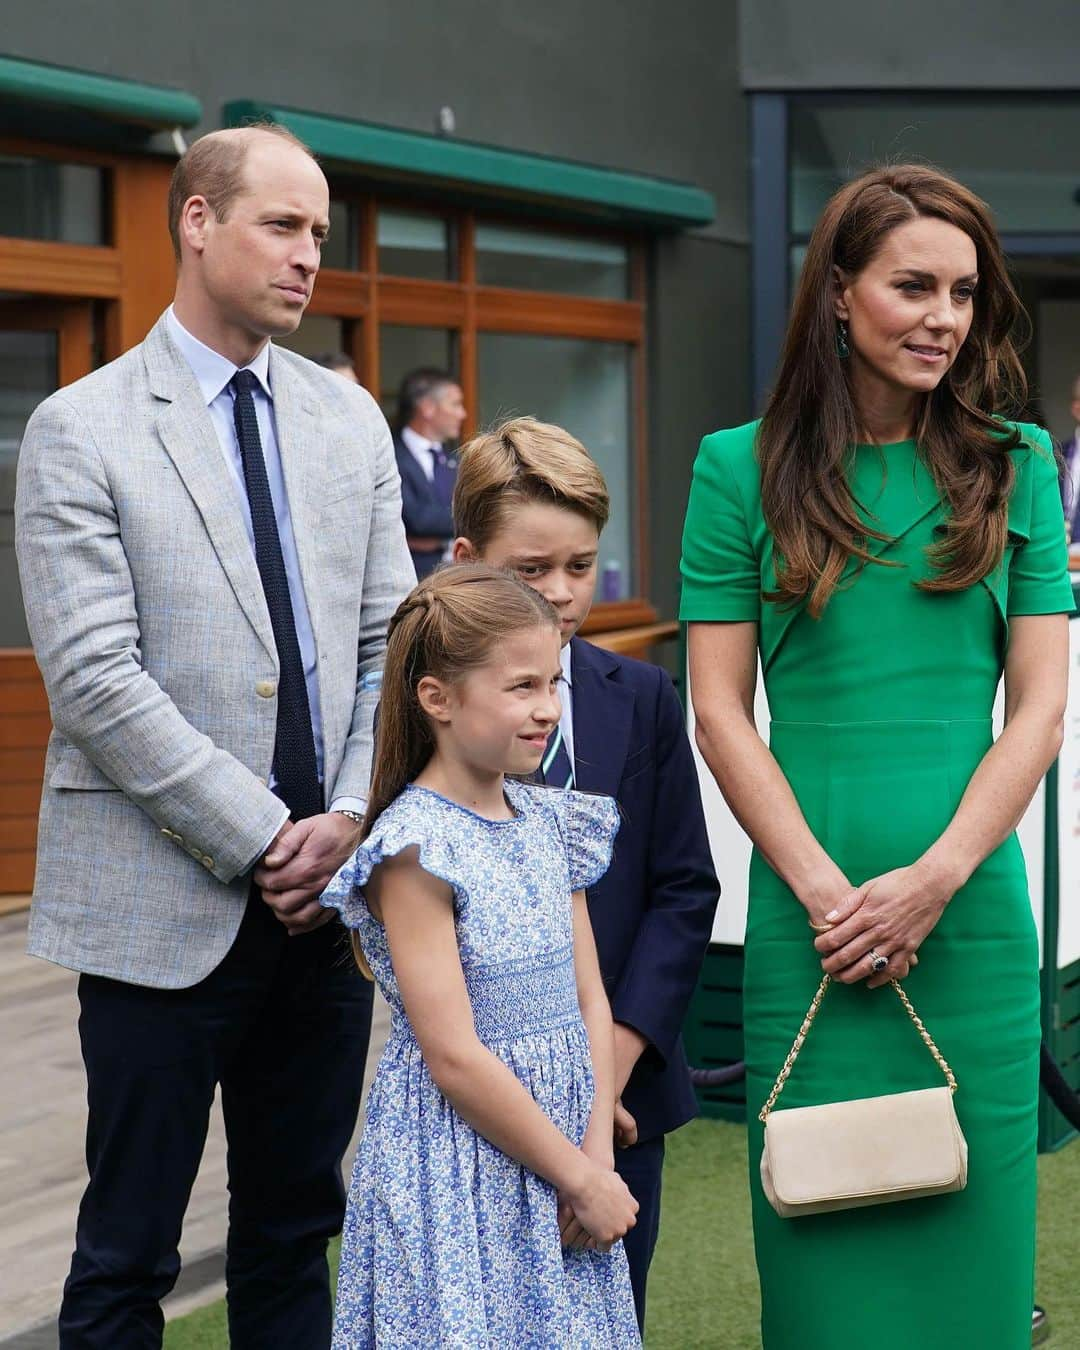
[166,308,363,839]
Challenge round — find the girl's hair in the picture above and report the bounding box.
[758,162,1029,617]
[453,416,610,549]
[349,563,558,971]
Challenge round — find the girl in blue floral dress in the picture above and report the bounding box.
[320,563,641,1348]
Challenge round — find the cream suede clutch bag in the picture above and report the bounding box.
[759,975,968,1219]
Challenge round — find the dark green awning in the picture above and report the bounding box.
[224,100,715,229]
[0,55,201,129]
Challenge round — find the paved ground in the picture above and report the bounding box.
[0,910,389,1346]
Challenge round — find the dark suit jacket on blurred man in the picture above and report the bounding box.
[392,367,466,577]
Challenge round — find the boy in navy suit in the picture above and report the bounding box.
[452,416,719,1331]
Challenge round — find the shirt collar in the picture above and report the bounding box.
[401,424,442,456]
[166,305,273,406]
[560,640,573,688]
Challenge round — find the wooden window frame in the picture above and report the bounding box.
[0,143,665,898]
[0,142,657,632]
[0,134,177,359]
[308,189,652,628]
[0,136,178,899]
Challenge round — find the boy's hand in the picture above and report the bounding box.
[613,1022,648,1096]
[614,1099,638,1149]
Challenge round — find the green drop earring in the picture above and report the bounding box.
[836,320,850,359]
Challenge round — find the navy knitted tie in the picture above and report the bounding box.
[231,370,322,821]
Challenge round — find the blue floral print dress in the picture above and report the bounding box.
[319,778,641,1349]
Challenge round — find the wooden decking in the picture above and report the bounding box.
[0,910,389,1344]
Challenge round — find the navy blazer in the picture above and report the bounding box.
[393,431,454,541]
[569,636,719,1142]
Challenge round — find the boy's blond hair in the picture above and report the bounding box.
[452,416,610,549]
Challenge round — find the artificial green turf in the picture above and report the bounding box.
[644,1120,760,1349]
[164,1118,1080,1348]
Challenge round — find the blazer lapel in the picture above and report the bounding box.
[145,320,276,662]
[569,638,634,798]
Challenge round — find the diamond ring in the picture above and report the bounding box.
[868,950,889,973]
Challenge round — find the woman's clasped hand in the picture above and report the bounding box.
[810,859,960,988]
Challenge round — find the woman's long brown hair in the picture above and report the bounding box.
[758,163,1029,616]
[349,563,558,972]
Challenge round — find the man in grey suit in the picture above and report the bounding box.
[15,125,414,1348]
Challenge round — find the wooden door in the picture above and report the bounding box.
[0,299,94,900]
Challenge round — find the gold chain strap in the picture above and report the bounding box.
[758,975,958,1124]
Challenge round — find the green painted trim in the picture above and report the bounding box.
[685,943,747,1124]
[1040,958,1080,1154]
[1041,600,1080,1149]
[0,55,201,129]
[223,100,716,229]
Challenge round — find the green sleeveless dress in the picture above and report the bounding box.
[680,420,1074,1349]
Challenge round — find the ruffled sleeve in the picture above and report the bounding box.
[319,796,465,928]
[545,789,621,891]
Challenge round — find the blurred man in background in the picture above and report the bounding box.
[392,367,466,577]
[312,351,359,384]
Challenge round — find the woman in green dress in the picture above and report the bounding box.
[681,164,1073,1349]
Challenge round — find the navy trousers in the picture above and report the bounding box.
[58,894,373,1350]
[614,1134,666,1335]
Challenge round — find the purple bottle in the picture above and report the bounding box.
[601,559,622,602]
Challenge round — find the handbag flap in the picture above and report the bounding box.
[765,1086,963,1205]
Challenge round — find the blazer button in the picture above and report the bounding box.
[256,679,277,698]
[202,855,215,870]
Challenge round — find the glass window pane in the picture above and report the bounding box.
[0,329,58,645]
[380,326,457,427]
[1035,296,1080,444]
[789,244,807,303]
[791,99,1080,236]
[478,334,634,593]
[0,156,107,246]
[321,199,358,271]
[476,224,629,299]
[378,210,453,280]
[275,316,360,382]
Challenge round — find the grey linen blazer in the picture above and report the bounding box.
[15,314,415,989]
